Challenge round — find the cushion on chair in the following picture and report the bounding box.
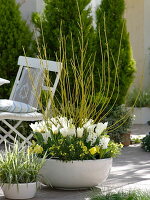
[12,67,43,108]
[0,99,37,113]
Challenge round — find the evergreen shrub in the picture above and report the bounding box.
[32,0,136,108]
[142,135,150,152]
[0,0,33,98]
[32,0,94,60]
[96,0,136,106]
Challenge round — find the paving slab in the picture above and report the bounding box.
[100,144,150,193]
[131,124,150,135]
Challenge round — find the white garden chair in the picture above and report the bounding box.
[0,56,62,146]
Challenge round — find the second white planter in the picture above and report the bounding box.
[1,182,37,199]
[40,158,112,189]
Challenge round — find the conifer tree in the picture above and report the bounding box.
[32,0,94,97]
[0,0,33,98]
[96,0,136,105]
[32,0,94,61]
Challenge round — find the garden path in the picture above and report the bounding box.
[0,124,149,199]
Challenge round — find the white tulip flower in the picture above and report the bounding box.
[83,119,94,129]
[60,127,76,137]
[30,122,39,132]
[86,133,97,145]
[95,122,108,135]
[51,124,59,134]
[59,117,68,128]
[30,121,48,133]
[99,137,110,149]
[77,127,84,138]
[42,132,51,143]
[87,124,96,133]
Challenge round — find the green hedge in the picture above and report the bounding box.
[0,0,33,98]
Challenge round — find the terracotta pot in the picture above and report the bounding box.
[121,133,131,146]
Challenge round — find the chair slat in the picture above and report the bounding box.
[18,56,62,72]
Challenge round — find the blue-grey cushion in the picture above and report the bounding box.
[0,99,37,113]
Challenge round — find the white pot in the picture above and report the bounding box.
[2,182,37,199]
[40,158,112,189]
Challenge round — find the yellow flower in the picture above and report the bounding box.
[80,153,85,157]
[95,146,100,153]
[89,147,97,155]
[78,141,84,146]
[82,146,87,152]
[33,144,43,154]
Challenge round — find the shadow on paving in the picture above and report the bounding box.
[30,186,100,200]
[100,144,150,192]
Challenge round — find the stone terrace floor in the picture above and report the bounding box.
[0,124,150,199]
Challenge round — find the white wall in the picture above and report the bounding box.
[91,0,101,13]
[125,0,150,90]
[91,0,101,25]
[16,0,44,27]
[125,0,145,89]
[144,0,150,89]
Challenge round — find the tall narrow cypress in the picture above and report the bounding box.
[96,0,136,105]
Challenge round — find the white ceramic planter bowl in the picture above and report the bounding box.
[40,158,112,189]
[2,182,37,199]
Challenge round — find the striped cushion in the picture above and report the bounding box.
[0,100,37,113]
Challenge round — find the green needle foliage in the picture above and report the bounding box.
[0,142,45,184]
[32,0,94,60]
[32,0,94,91]
[96,0,136,106]
[0,0,33,98]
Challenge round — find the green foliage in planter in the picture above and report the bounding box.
[105,105,133,143]
[126,89,150,107]
[142,135,150,152]
[91,190,150,200]
[0,0,34,98]
[0,142,45,184]
[96,0,136,106]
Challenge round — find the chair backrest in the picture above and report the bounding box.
[9,56,62,109]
